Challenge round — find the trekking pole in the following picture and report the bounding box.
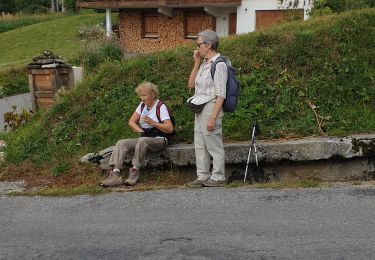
[244,122,260,183]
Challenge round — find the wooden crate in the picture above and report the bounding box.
[27,67,73,110]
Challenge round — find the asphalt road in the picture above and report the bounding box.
[1,187,375,259]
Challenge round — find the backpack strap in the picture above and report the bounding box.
[210,56,226,80]
[141,100,163,123]
[141,100,170,124]
[155,100,163,123]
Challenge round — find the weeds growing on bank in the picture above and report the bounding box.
[1,9,375,183]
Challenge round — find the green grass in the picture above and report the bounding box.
[0,12,106,70]
[2,9,375,179]
[24,185,110,196]
[0,67,28,98]
[254,179,321,189]
[0,13,66,33]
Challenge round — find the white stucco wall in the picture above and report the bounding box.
[236,0,314,34]
[204,7,237,37]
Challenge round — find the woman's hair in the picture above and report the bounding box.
[197,30,219,51]
[136,81,158,99]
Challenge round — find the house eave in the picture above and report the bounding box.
[76,0,241,9]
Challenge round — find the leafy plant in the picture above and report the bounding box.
[3,106,31,131]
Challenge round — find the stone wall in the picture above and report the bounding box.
[118,9,216,53]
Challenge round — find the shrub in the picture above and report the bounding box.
[77,26,123,72]
[64,0,77,13]
[311,0,375,15]
[21,4,48,14]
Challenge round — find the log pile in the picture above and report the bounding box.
[118,10,215,53]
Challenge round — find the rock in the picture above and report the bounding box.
[0,140,6,149]
[0,181,25,195]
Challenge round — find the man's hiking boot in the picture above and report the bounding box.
[100,171,123,187]
[186,179,206,188]
[124,168,140,186]
[203,179,226,187]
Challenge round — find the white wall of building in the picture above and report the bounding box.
[204,7,236,37]
[236,0,314,34]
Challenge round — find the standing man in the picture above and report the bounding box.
[186,30,227,187]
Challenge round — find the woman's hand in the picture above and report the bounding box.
[193,50,201,64]
[207,117,216,132]
[141,116,157,127]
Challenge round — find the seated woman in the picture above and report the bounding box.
[100,81,174,187]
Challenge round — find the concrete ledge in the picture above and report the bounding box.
[89,134,375,169]
[165,134,375,166]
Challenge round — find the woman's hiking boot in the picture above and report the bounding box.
[186,179,206,188]
[202,178,226,187]
[124,168,140,186]
[100,171,123,187]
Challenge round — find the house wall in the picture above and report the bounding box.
[118,10,215,53]
[236,0,314,34]
[203,7,236,37]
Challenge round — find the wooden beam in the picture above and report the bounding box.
[158,7,173,17]
[203,6,222,17]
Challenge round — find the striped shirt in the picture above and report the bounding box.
[188,53,228,105]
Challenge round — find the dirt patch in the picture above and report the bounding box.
[0,161,193,194]
[0,161,102,192]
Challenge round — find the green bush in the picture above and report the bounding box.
[79,36,123,72]
[22,4,48,14]
[64,0,77,13]
[311,0,375,15]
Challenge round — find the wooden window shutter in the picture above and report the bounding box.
[184,11,203,38]
[142,12,159,38]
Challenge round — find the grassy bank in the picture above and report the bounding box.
[0,12,105,70]
[1,9,375,186]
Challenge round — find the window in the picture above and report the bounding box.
[184,11,203,38]
[142,12,159,38]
